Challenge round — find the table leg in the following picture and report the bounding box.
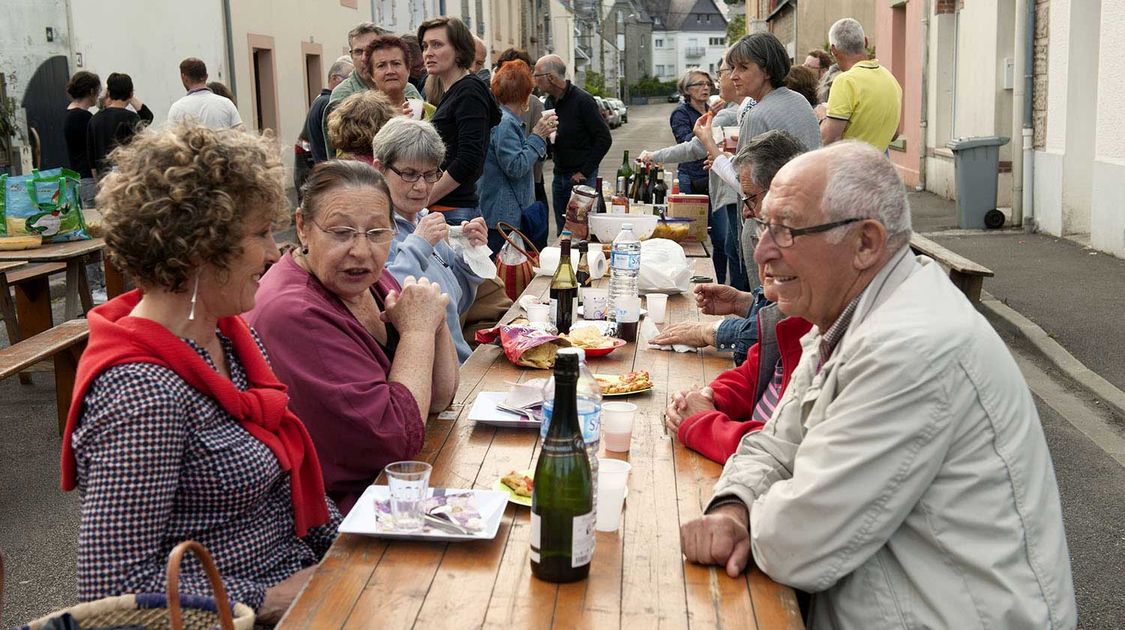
[77,256,93,314]
[15,275,53,385]
[64,260,93,320]
[0,277,27,384]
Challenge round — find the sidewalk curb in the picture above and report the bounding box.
[980,291,1125,420]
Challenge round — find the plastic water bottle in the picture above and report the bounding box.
[608,223,641,340]
[541,347,603,498]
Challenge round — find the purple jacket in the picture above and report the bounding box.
[247,254,424,514]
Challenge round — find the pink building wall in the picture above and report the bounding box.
[874,1,923,188]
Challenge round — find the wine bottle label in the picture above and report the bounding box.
[571,510,596,568]
[549,298,557,325]
[530,512,541,564]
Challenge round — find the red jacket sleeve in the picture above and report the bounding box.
[677,343,765,464]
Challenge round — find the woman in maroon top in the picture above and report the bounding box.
[248,161,458,514]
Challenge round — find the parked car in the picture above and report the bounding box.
[594,96,621,128]
[667,91,681,103]
[608,98,628,123]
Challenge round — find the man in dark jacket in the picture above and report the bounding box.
[534,54,611,234]
[305,57,353,163]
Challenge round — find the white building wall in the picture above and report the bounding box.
[547,0,576,81]
[373,0,441,34]
[0,0,70,105]
[1033,0,1070,236]
[927,1,1014,208]
[1090,2,1123,256]
[651,31,726,82]
[69,1,226,129]
[229,0,371,174]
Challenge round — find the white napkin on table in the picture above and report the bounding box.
[447,225,496,279]
[641,318,696,353]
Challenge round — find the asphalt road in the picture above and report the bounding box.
[2,103,1123,627]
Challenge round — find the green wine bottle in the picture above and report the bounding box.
[549,232,579,334]
[531,352,594,583]
[617,150,633,189]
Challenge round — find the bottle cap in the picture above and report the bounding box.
[554,351,580,377]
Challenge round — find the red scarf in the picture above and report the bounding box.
[60,290,330,537]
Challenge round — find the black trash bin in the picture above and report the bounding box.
[947,136,1010,229]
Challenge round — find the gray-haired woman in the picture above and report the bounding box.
[671,69,714,195]
[695,33,820,196]
[371,116,489,363]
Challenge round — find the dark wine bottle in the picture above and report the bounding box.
[530,352,594,583]
[617,151,633,187]
[653,169,667,205]
[549,233,579,334]
[595,177,607,213]
[576,241,592,289]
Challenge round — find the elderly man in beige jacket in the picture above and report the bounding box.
[680,141,1077,629]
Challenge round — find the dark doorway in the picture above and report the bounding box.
[21,55,70,170]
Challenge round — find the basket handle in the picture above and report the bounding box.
[496,221,540,260]
[167,540,236,630]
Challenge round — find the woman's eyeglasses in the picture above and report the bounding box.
[386,164,442,183]
[312,220,395,246]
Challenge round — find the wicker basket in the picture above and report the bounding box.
[21,541,254,630]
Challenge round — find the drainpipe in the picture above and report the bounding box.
[1021,0,1035,231]
[918,0,930,191]
[1011,0,1027,226]
[222,0,237,96]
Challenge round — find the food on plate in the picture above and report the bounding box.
[500,470,533,497]
[562,326,616,349]
[651,221,691,242]
[521,341,560,369]
[595,371,653,395]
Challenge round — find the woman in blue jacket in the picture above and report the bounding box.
[478,59,556,254]
[372,117,488,363]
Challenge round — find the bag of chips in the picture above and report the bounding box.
[474,324,571,369]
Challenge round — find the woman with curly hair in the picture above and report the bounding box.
[61,123,340,624]
[325,89,399,162]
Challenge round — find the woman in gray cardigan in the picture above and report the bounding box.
[640,58,749,290]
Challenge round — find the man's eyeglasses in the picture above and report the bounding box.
[740,190,766,217]
[748,217,866,248]
[386,164,442,183]
[717,67,732,76]
[350,48,367,57]
[533,73,552,79]
[312,220,395,246]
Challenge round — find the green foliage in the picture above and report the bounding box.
[726,14,746,43]
[628,74,678,98]
[584,70,609,97]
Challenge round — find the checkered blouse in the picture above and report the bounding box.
[72,331,342,611]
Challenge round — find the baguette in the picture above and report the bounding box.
[0,235,43,251]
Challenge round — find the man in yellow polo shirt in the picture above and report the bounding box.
[821,18,902,151]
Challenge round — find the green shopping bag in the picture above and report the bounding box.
[2,167,90,242]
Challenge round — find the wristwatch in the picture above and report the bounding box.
[710,319,723,348]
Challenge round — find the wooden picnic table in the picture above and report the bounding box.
[279,256,803,630]
[0,238,126,324]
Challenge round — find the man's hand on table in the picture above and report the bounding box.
[694,283,754,317]
[650,322,716,348]
[665,386,716,433]
[681,502,751,578]
[258,565,317,624]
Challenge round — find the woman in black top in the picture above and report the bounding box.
[64,71,101,208]
[416,17,500,225]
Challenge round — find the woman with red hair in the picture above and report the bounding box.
[477,60,557,253]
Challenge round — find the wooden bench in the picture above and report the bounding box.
[910,234,994,303]
[0,318,89,434]
[0,261,68,383]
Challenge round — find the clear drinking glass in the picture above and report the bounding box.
[384,461,432,532]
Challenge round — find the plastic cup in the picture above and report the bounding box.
[646,293,668,324]
[596,458,632,532]
[407,98,424,119]
[542,109,557,142]
[602,401,637,453]
[527,302,550,324]
[384,461,432,532]
[583,288,609,320]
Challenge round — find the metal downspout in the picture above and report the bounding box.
[1011,0,1028,226]
[918,0,930,191]
[222,0,237,96]
[1022,0,1036,231]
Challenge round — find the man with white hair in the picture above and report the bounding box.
[680,141,1077,629]
[820,18,902,151]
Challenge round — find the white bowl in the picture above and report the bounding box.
[588,214,659,243]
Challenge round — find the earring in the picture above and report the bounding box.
[188,274,200,321]
[302,244,309,254]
